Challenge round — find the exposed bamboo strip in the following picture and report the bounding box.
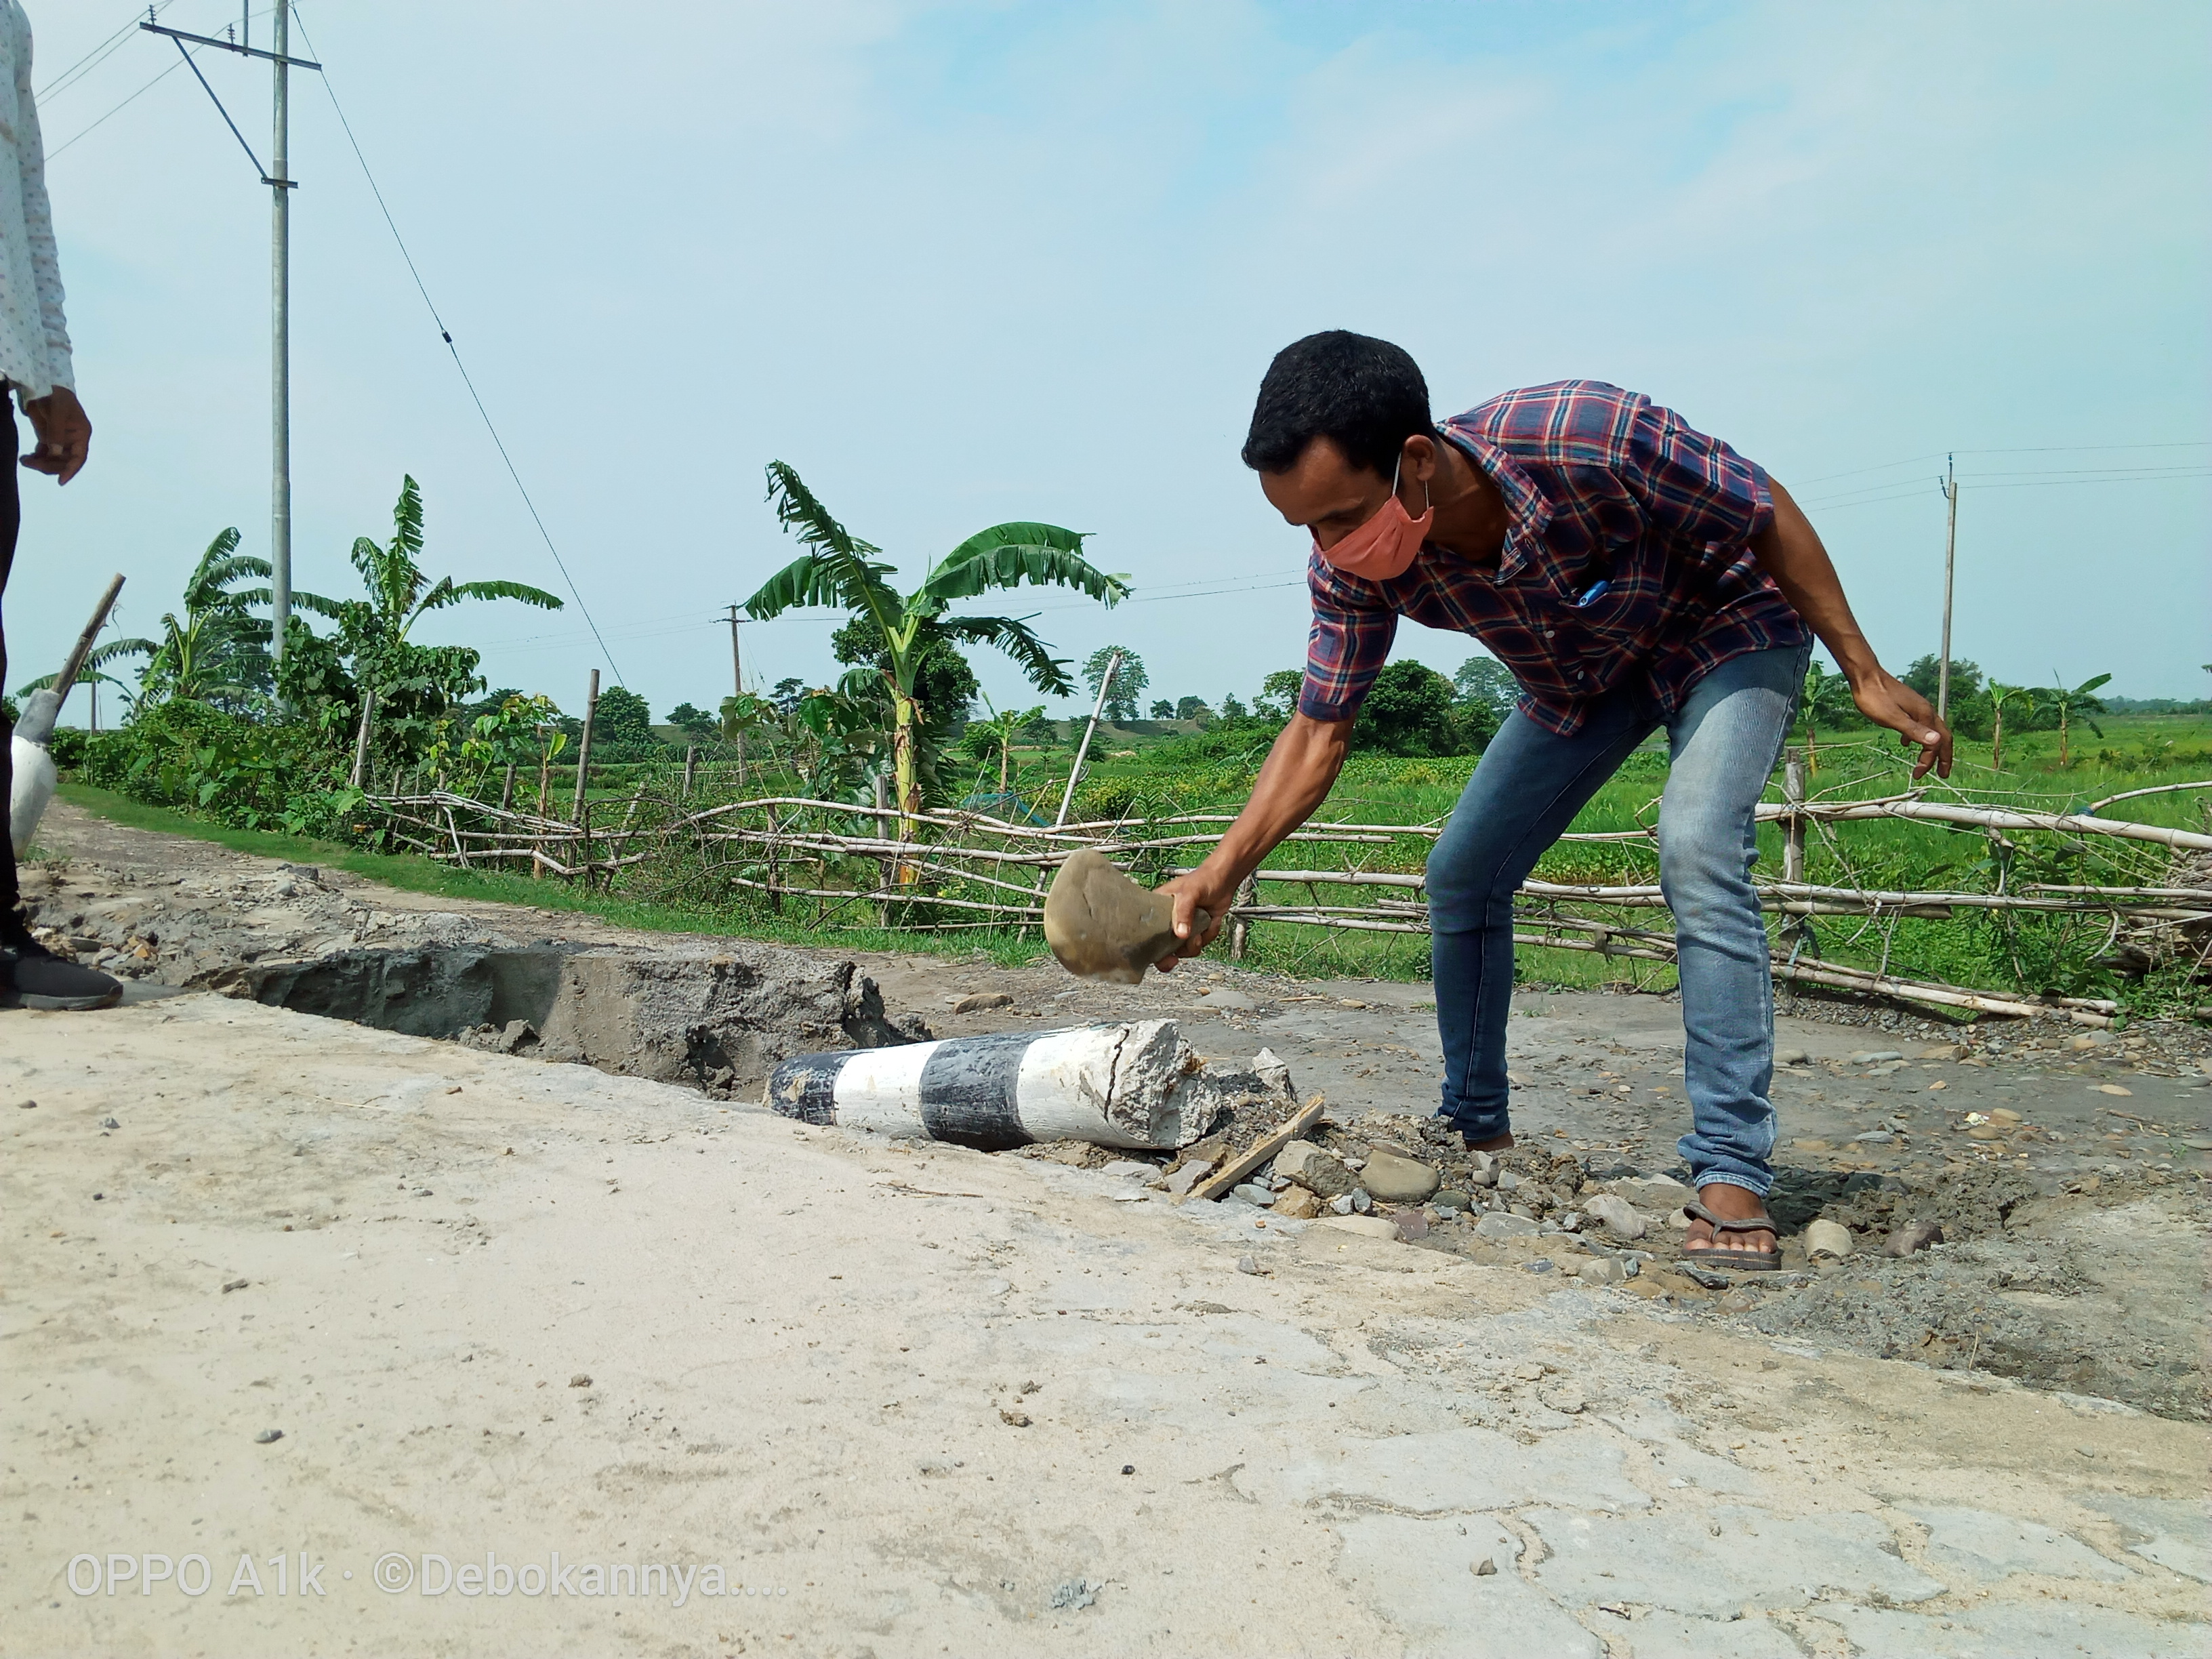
[1753,797,2212,852]
[2085,779,2212,813]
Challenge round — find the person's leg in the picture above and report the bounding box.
[0,402,121,1011]
[0,399,18,923]
[1656,642,1811,1257]
[1429,689,1660,1143]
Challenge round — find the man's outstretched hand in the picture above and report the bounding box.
[20,386,90,484]
[1153,868,1235,972]
[1850,665,1952,780]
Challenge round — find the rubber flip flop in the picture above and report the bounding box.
[1681,1197,1782,1271]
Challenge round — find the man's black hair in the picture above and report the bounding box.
[1241,330,1435,478]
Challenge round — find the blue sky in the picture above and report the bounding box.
[15,0,2209,724]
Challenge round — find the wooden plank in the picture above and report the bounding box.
[1188,1095,1326,1204]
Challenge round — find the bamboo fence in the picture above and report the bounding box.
[358,773,2212,1031]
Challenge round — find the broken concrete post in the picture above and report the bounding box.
[8,689,60,850]
[1043,851,1210,984]
[764,1020,1272,1153]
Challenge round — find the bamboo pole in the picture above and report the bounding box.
[570,669,600,825]
[1753,797,2212,853]
[348,690,375,790]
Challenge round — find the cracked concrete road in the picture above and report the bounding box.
[5,989,2208,1656]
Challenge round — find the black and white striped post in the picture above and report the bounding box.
[766,1020,1235,1153]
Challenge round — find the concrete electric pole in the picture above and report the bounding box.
[140,12,321,676]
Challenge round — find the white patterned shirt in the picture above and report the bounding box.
[0,1,70,399]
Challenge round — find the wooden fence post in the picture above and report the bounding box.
[683,745,697,798]
[571,670,600,825]
[499,764,516,813]
[570,669,600,883]
[1781,746,1813,960]
[348,691,376,789]
[1783,747,1807,884]
[1229,873,1258,961]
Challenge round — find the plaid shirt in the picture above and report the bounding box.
[1299,380,1808,737]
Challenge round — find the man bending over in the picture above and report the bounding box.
[1160,331,1948,1267]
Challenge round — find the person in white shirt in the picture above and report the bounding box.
[1,0,118,1011]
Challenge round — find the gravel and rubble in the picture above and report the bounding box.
[15,798,2212,1425]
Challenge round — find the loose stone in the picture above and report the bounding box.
[1359,1150,1440,1205]
[1886,1220,1945,1257]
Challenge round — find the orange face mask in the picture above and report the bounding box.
[1314,452,1432,580]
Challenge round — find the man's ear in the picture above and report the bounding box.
[1401,431,1440,482]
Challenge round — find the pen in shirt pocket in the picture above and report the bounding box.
[1572,579,1611,607]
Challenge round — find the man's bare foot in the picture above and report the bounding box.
[1683,1181,1776,1258]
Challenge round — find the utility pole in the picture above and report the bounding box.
[138,16,321,678]
[268,4,292,675]
[1936,454,1959,720]
[725,603,747,783]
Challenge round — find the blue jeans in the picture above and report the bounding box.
[1426,644,1810,1197]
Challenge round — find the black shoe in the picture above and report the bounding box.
[1,915,124,1011]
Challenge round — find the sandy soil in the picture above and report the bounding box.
[3,802,2208,1654]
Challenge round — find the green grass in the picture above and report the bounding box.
[56,706,2211,1010]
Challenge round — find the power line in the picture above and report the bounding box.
[35,0,178,103]
[1803,471,2212,512]
[287,8,626,687]
[1797,439,2209,487]
[1800,464,2212,510]
[46,54,188,160]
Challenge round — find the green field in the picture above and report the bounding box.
[58,710,2211,1021]
[989,711,2212,1008]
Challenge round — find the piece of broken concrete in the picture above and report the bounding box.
[1252,1047,1293,1097]
[1475,1212,1538,1241]
[1887,1219,1945,1257]
[1359,1151,1440,1206]
[1805,1218,1853,1259]
[1581,1193,1647,1240]
[1163,1158,1216,1198]
[1042,851,1210,984]
[1275,1139,1356,1200]
[1318,1214,1399,1241]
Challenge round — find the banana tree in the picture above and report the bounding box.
[1986,679,2036,773]
[2039,672,2110,769]
[962,695,1049,795]
[321,476,565,770]
[743,462,1128,848]
[68,527,336,712]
